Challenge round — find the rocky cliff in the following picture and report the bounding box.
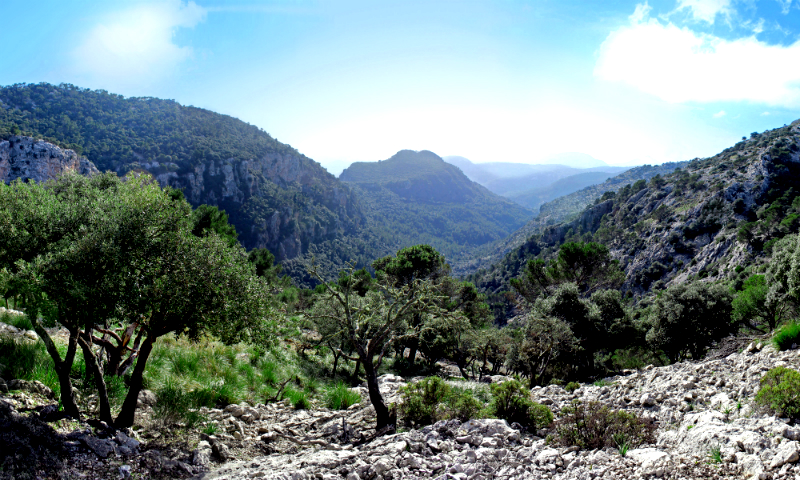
[472,120,800,306]
[0,135,98,183]
[150,152,363,261]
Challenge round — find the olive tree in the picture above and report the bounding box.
[309,258,450,431]
[0,173,275,426]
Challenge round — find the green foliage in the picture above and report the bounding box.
[489,380,553,430]
[0,338,59,396]
[324,382,361,410]
[0,172,277,426]
[282,386,311,410]
[398,377,483,428]
[755,366,800,418]
[707,444,723,464]
[733,274,781,332]
[511,242,624,301]
[646,281,734,362]
[565,382,580,393]
[555,400,655,450]
[153,381,206,427]
[191,204,239,248]
[504,314,577,385]
[773,322,800,351]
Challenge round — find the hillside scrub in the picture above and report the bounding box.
[645,281,734,362]
[0,173,277,427]
[755,366,800,418]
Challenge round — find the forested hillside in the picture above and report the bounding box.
[301,150,534,282]
[0,83,363,262]
[471,122,800,319]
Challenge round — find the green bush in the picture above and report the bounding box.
[325,382,361,410]
[565,382,580,393]
[773,322,800,351]
[489,380,553,430]
[555,400,655,450]
[755,366,800,418]
[399,376,483,428]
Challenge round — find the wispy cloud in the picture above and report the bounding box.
[713,110,726,118]
[595,4,800,107]
[777,0,793,15]
[71,1,206,89]
[762,111,771,115]
[676,0,733,23]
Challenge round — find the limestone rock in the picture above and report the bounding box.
[0,136,98,184]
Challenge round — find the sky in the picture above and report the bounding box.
[2,0,800,174]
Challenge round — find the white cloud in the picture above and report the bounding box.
[762,111,771,115]
[71,1,206,88]
[595,9,800,107]
[777,0,793,14]
[676,0,734,23]
[713,110,726,117]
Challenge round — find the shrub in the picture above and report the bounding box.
[398,376,483,428]
[755,366,800,418]
[565,382,580,393]
[399,377,451,428]
[489,380,553,430]
[555,400,655,450]
[773,322,800,351]
[325,382,361,410]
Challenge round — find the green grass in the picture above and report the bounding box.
[324,381,361,410]
[0,338,60,396]
[773,322,800,351]
[283,386,310,410]
[0,311,34,331]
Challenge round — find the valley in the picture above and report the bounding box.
[5,84,800,480]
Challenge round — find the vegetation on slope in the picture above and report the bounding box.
[0,82,363,265]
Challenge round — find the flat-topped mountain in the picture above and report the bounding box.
[341,150,491,204]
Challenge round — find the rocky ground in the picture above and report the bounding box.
[2,312,800,480]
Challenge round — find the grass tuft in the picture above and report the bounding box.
[325,382,361,410]
[773,322,800,351]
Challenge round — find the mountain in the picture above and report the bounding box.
[441,155,628,199]
[540,152,608,168]
[0,83,363,262]
[506,171,614,210]
[337,149,533,265]
[470,121,800,319]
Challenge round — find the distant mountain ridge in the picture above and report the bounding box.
[441,155,629,203]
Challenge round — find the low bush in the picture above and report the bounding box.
[755,366,800,418]
[325,382,361,410]
[399,377,483,428]
[489,380,553,430]
[555,400,655,450]
[773,322,800,351]
[565,382,580,393]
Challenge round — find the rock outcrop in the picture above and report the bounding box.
[0,136,98,184]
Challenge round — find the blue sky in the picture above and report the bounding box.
[3,0,800,174]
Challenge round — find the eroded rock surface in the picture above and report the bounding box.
[197,343,800,480]
[0,135,98,184]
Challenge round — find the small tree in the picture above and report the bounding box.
[511,242,624,302]
[733,274,785,332]
[309,256,450,431]
[646,281,734,362]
